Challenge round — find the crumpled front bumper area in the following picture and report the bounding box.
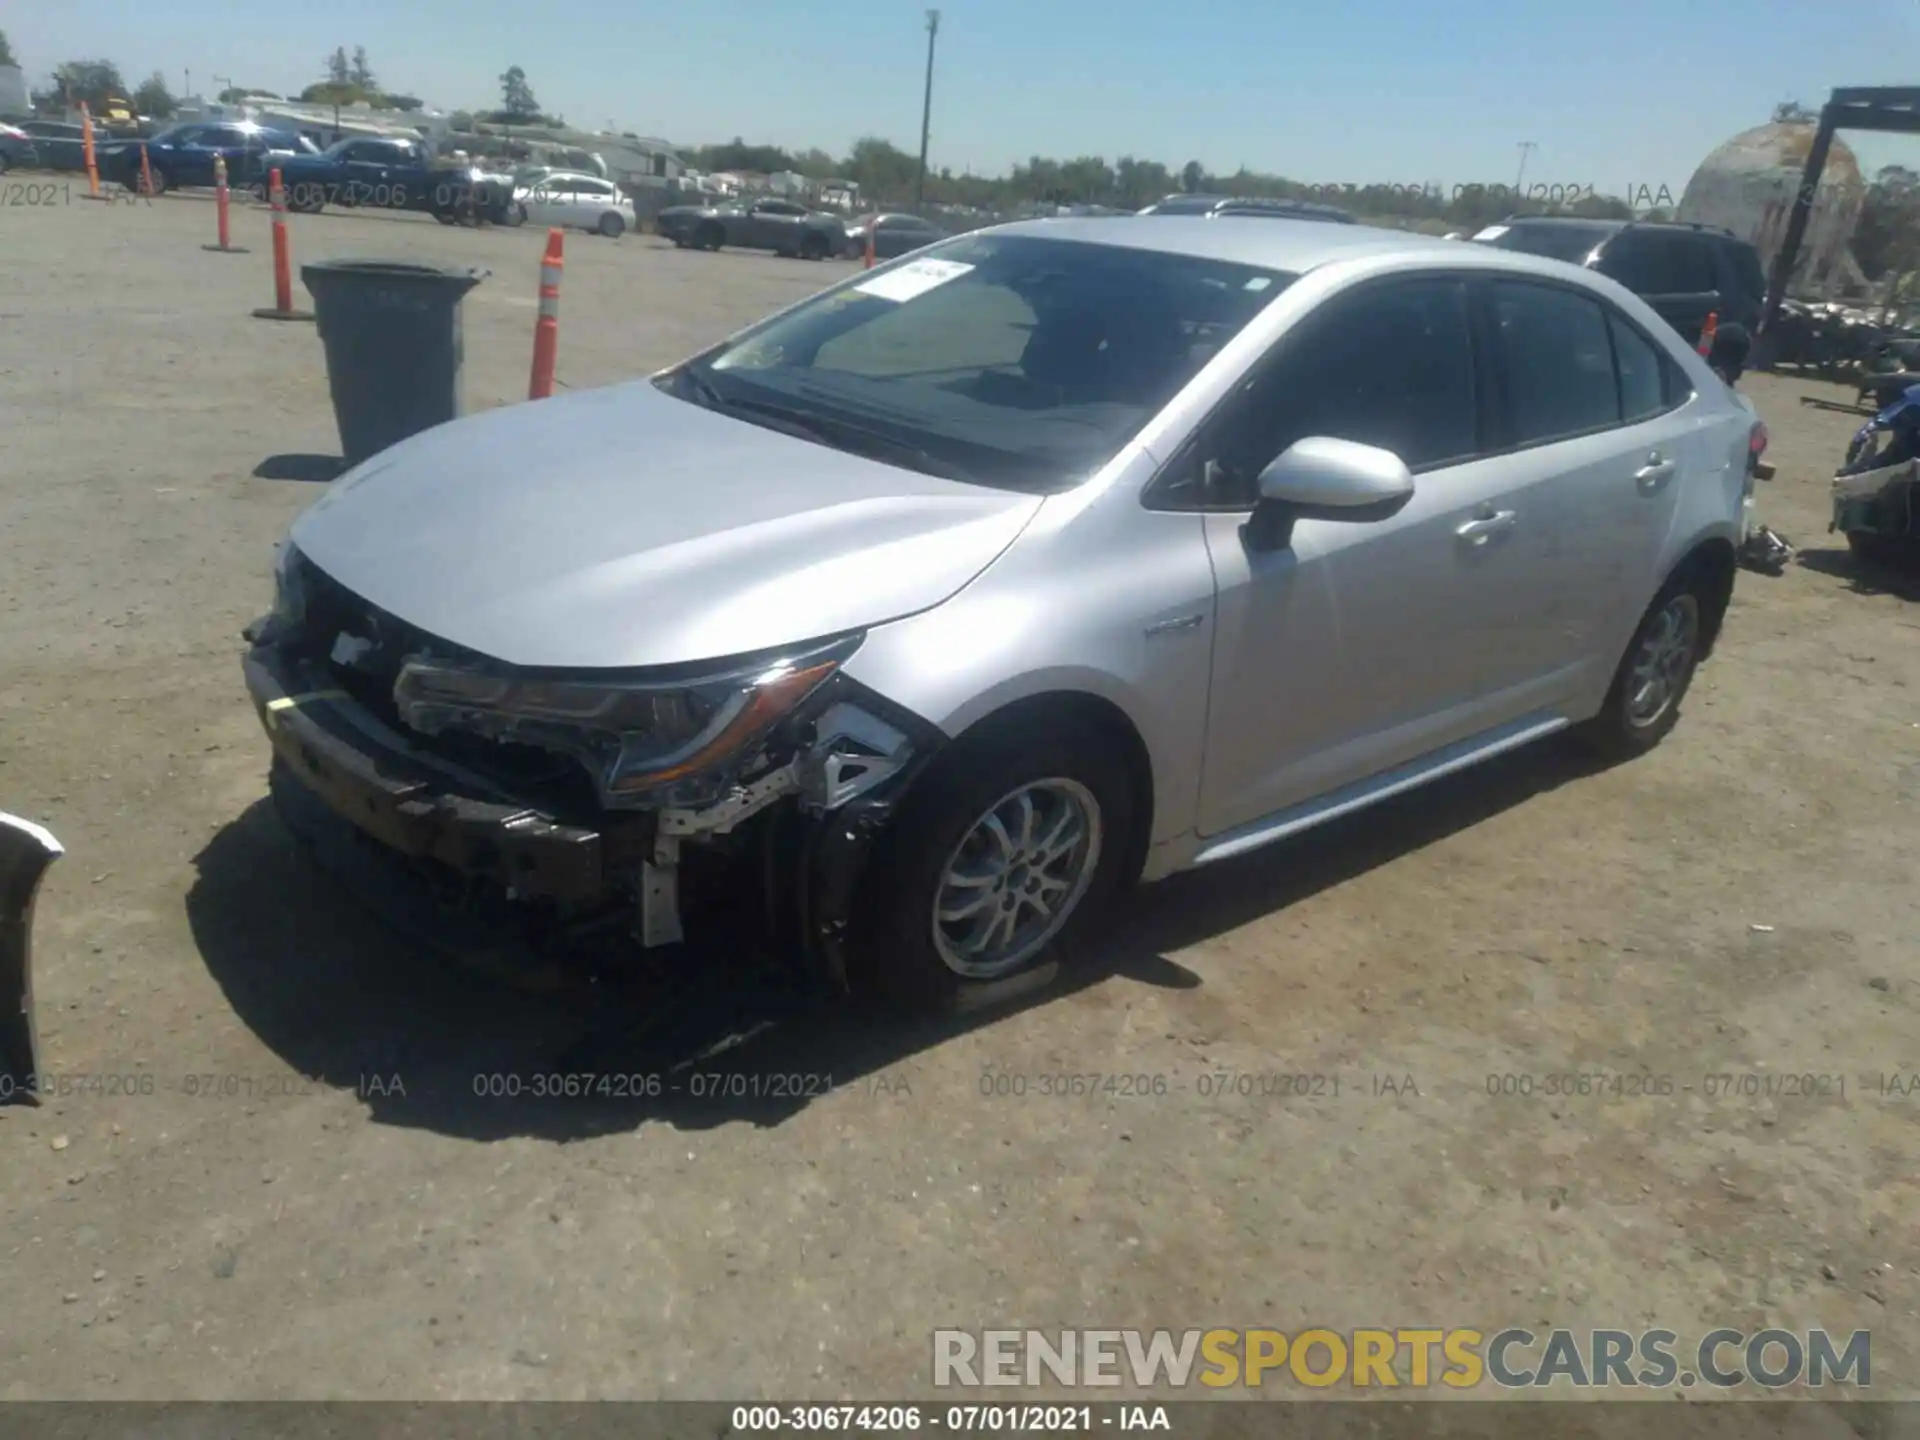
[243,640,633,907]
[243,629,936,987]
[1832,458,1920,538]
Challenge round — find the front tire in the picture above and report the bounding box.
[695,222,724,251]
[848,722,1136,1013]
[799,232,829,261]
[597,212,625,238]
[1577,577,1707,759]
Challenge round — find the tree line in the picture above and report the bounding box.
[683,134,1638,228]
[8,41,541,130]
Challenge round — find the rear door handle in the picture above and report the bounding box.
[1635,455,1677,490]
[1455,510,1516,545]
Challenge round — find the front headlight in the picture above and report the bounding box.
[392,632,862,806]
[267,540,308,633]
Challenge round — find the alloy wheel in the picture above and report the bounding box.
[931,778,1103,979]
[1626,593,1699,728]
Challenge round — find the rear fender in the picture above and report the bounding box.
[0,813,61,1106]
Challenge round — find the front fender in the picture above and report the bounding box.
[0,813,61,1106]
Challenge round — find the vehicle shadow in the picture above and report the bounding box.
[1796,545,1920,600]
[187,737,1602,1143]
[253,454,346,483]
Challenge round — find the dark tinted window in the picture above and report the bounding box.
[1608,311,1669,422]
[1596,232,1717,293]
[1726,241,1766,299]
[1490,281,1619,443]
[1215,277,1479,482]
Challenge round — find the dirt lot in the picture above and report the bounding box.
[0,192,1915,1407]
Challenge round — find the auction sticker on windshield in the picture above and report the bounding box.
[854,258,974,304]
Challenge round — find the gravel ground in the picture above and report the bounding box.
[0,192,1915,1409]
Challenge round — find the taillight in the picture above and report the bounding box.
[1747,421,1774,482]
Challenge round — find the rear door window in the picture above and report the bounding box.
[1488,280,1621,444]
[1607,311,1673,423]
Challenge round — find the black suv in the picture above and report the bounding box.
[1472,216,1766,353]
[1138,193,1356,224]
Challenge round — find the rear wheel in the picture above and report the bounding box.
[141,164,168,197]
[799,232,829,261]
[1577,576,1707,759]
[597,212,625,238]
[695,221,724,251]
[848,722,1136,1013]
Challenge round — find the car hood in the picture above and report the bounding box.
[289,381,1043,670]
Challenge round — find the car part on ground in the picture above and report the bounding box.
[248,217,1753,1015]
[301,261,488,466]
[0,812,60,1106]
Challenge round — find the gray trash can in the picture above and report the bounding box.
[302,260,488,467]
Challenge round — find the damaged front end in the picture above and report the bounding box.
[243,544,939,986]
[1832,388,1920,565]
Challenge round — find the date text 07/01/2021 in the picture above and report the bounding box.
[727,1403,1168,1433]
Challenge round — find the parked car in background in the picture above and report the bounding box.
[245,217,1753,1015]
[97,121,319,194]
[1139,193,1356,223]
[1471,217,1766,354]
[15,120,90,172]
[844,212,947,260]
[0,122,38,173]
[513,170,636,237]
[277,136,515,224]
[656,196,848,258]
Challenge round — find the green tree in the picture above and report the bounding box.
[133,71,175,119]
[1854,165,1920,281]
[843,136,919,200]
[1179,159,1206,193]
[350,46,375,88]
[0,30,16,67]
[1772,99,1819,124]
[327,47,350,85]
[499,65,538,120]
[52,60,128,112]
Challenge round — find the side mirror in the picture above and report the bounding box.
[1242,437,1415,552]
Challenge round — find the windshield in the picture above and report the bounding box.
[674,232,1294,493]
[1482,223,1615,264]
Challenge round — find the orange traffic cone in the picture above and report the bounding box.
[1696,311,1718,358]
[529,229,564,400]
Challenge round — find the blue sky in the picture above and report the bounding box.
[12,0,1920,190]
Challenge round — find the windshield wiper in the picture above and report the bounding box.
[702,390,978,484]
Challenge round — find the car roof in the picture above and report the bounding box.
[1498,214,1746,244]
[982,214,1464,271]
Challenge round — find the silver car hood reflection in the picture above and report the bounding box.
[290,380,1044,669]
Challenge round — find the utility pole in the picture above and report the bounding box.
[1514,141,1537,200]
[915,9,940,208]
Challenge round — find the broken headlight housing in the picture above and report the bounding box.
[392,632,862,808]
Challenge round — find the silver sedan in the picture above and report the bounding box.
[246,217,1759,1012]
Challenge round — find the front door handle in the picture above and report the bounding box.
[1635,454,1677,491]
[1455,510,1516,545]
